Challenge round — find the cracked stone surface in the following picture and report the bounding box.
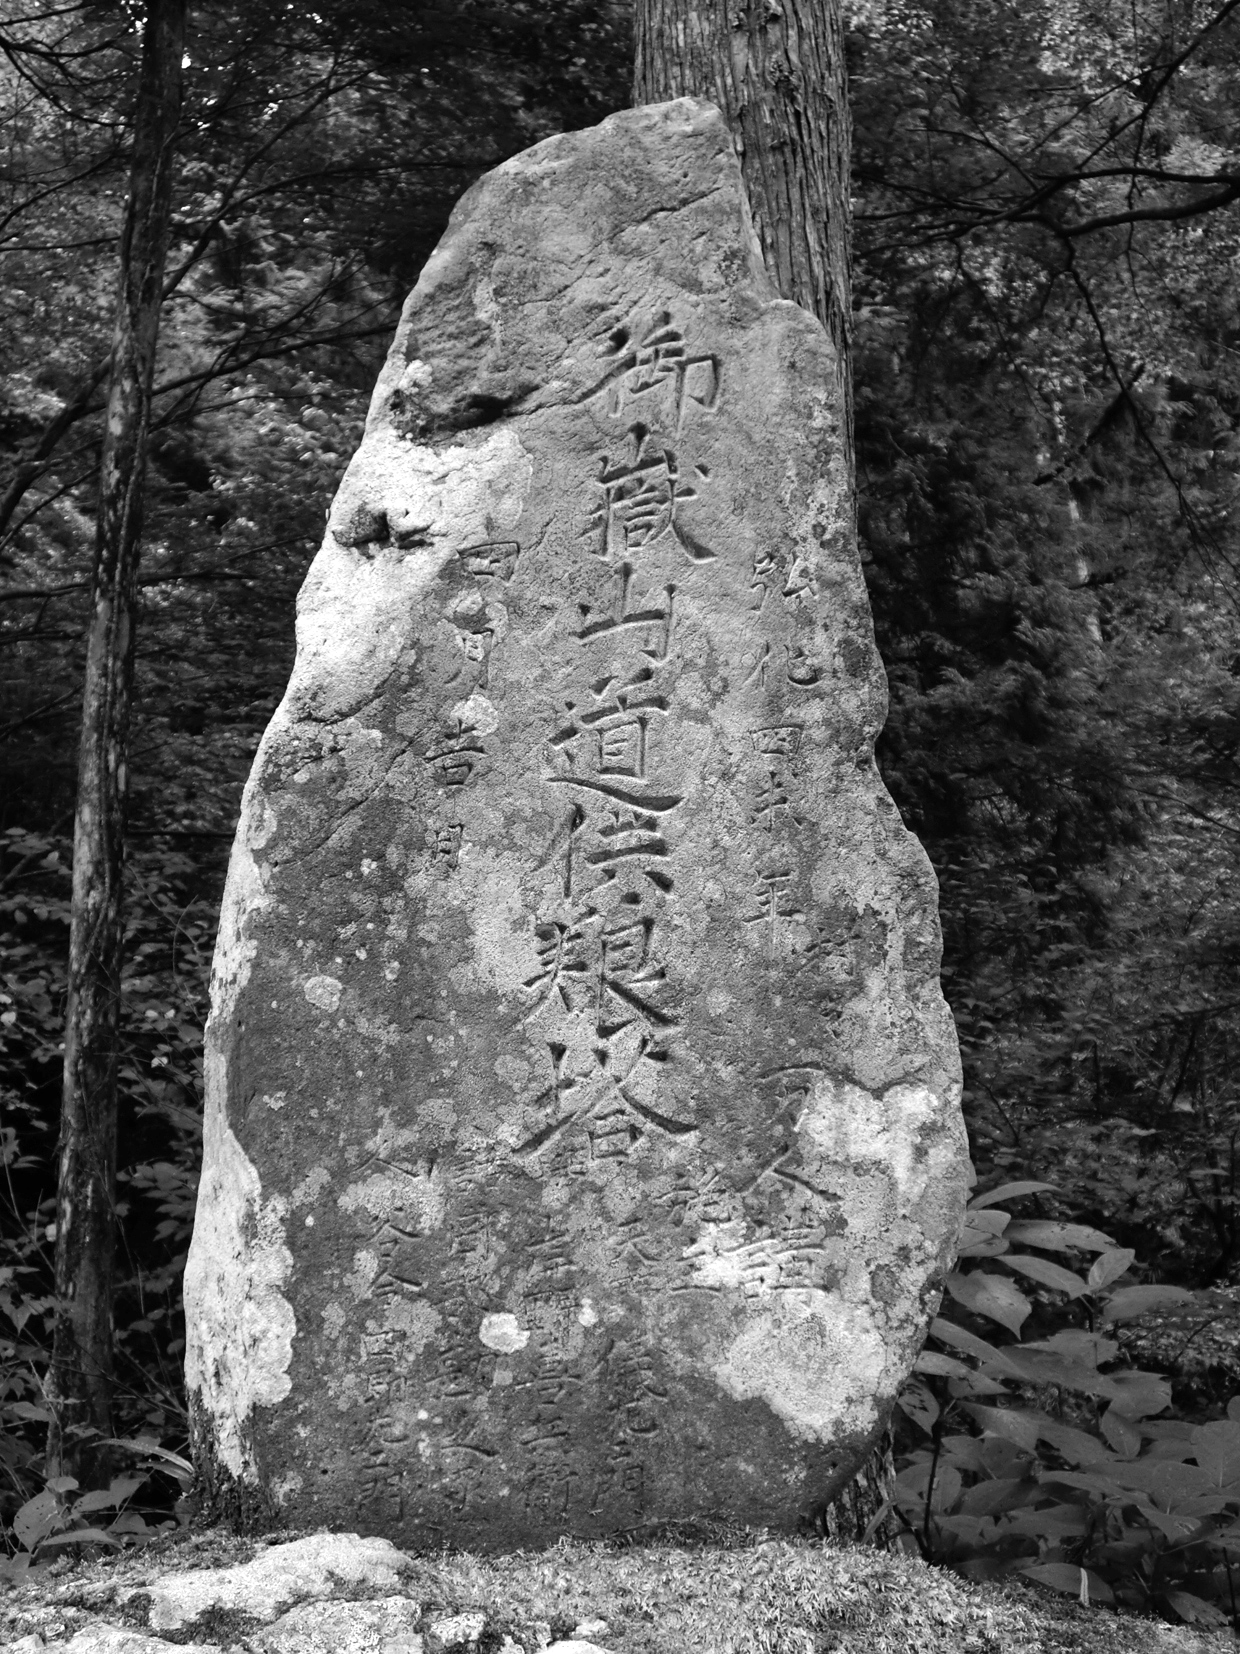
[183,94,968,1549]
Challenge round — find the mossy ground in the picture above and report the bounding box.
[0,1524,1232,1653]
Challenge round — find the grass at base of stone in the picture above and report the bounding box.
[1,1525,1234,1654]
[412,1538,1232,1654]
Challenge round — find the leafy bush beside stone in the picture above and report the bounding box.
[892,1181,1240,1628]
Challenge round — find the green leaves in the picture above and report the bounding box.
[1003,1221,1116,1254]
[891,1360,1240,1625]
[928,1317,1025,1376]
[944,1270,1031,1336]
[998,1254,1090,1298]
[1101,1286,1196,1324]
[960,1405,1041,1452]
[1106,1371,1173,1421]
[968,1181,1057,1210]
[957,1207,1011,1259]
[1021,1564,1114,1605]
[6,1471,149,1558]
[1088,1249,1136,1292]
[1191,1420,1240,1489]
[894,1175,1240,1625]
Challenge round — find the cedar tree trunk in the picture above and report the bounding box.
[48,0,186,1481]
[633,0,852,405]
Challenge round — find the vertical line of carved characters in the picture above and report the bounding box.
[367,1221,430,1307]
[741,639,772,687]
[550,680,671,783]
[522,913,594,1017]
[447,1199,498,1287]
[785,640,826,688]
[742,864,807,952]
[454,540,520,582]
[515,1019,691,1162]
[451,606,496,687]
[583,310,722,434]
[608,1347,668,1438]
[559,803,586,899]
[593,902,676,1039]
[434,1302,497,1404]
[583,425,716,565]
[750,544,780,613]
[682,1225,832,1297]
[586,807,675,894]
[750,537,816,612]
[512,1041,585,1157]
[423,712,486,789]
[522,1462,580,1521]
[520,1214,579,1309]
[513,1353,582,1518]
[545,738,683,820]
[424,821,464,872]
[356,1465,406,1523]
[591,1338,665,1513]
[586,1097,645,1161]
[681,1164,741,1231]
[738,1065,847,1239]
[747,724,806,835]
[577,565,675,662]
[436,1444,497,1515]
[442,577,509,694]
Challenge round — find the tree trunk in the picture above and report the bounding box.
[634,0,891,1548]
[633,0,852,392]
[48,0,186,1482]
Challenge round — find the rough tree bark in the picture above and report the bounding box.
[633,0,892,1547]
[633,0,852,416]
[48,0,186,1481]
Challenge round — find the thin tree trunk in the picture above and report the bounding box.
[634,0,889,1547]
[633,0,852,398]
[48,0,186,1482]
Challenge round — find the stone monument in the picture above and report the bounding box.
[184,96,968,1549]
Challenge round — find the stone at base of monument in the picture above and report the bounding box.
[182,95,969,1549]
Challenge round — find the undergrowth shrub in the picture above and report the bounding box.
[891,1178,1240,1629]
[0,824,209,1550]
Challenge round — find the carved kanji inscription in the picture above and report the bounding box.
[186,97,967,1555]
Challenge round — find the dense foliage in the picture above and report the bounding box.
[891,1180,1240,1626]
[1,0,1240,1625]
[851,0,1240,1283]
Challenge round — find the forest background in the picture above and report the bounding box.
[3,0,1240,1624]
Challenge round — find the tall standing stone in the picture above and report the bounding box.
[184,98,968,1549]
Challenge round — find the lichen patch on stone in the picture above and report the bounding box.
[182,1069,296,1481]
[479,1313,531,1353]
[303,975,343,1012]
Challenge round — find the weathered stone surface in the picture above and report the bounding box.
[119,1533,415,1633]
[26,1634,221,1654]
[254,1596,423,1654]
[183,95,968,1548]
